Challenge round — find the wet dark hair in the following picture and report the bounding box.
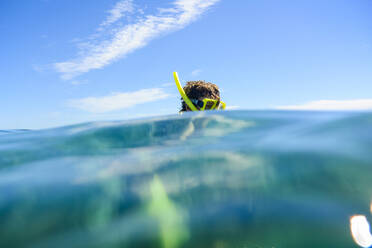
[180,80,220,112]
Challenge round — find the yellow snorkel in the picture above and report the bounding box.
[173,72,199,111]
[173,71,226,111]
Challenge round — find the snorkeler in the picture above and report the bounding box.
[173,72,226,112]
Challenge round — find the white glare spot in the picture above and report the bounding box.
[350,215,372,248]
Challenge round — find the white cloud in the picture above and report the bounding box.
[191,69,202,76]
[226,105,240,110]
[161,82,174,87]
[70,80,88,85]
[99,0,134,29]
[32,64,46,73]
[275,99,372,111]
[54,0,220,80]
[67,88,170,113]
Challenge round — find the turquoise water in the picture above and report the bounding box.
[0,111,371,248]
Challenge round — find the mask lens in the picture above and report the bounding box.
[204,100,215,110]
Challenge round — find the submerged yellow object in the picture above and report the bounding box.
[148,175,189,248]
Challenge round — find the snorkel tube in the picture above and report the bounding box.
[173,72,198,111]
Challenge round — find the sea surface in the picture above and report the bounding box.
[0,111,371,248]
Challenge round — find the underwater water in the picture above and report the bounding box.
[0,111,371,248]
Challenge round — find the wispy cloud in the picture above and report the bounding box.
[99,0,134,29]
[70,79,88,85]
[191,69,202,76]
[67,88,170,113]
[275,99,372,111]
[226,105,240,110]
[161,82,174,87]
[55,0,220,80]
[32,64,46,73]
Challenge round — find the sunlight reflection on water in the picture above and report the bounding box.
[350,215,372,248]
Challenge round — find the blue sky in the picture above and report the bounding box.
[1,0,372,129]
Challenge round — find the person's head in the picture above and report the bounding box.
[180,80,220,112]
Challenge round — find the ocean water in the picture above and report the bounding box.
[0,111,371,248]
